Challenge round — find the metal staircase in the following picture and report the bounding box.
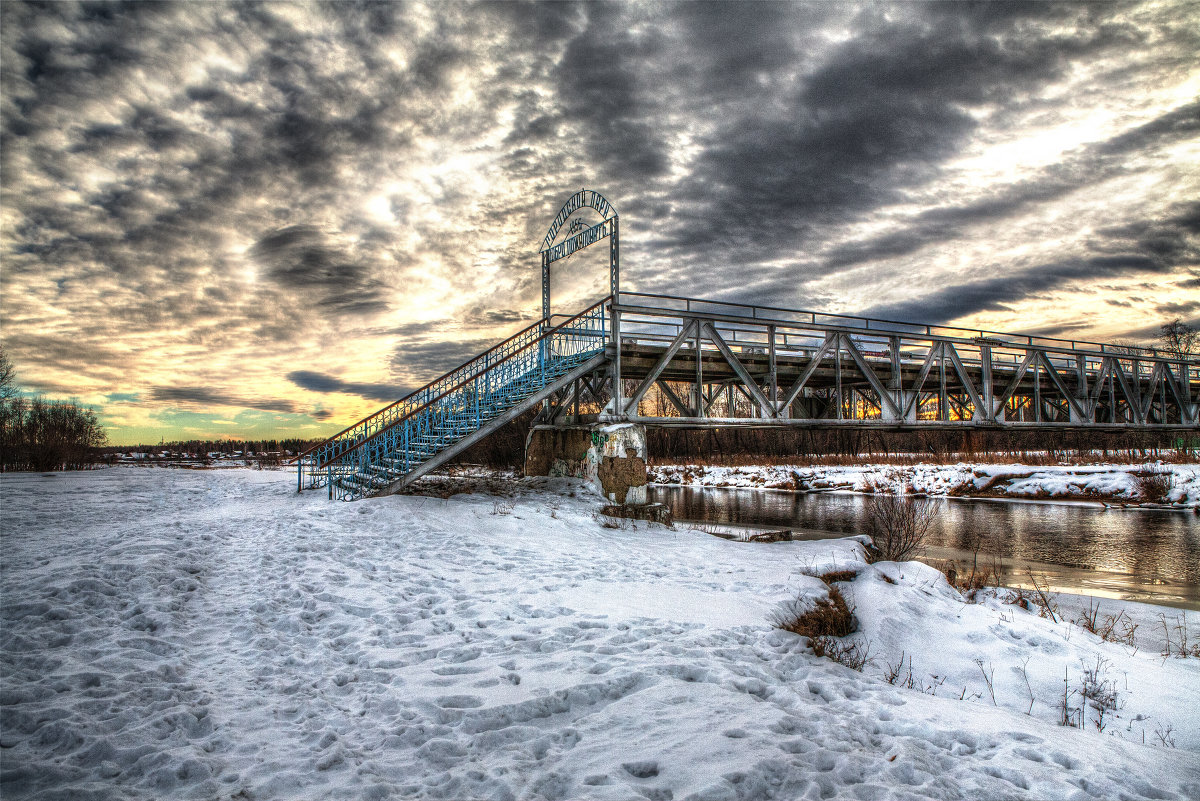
[294,298,610,500]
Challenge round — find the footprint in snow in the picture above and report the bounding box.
[623,761,659,779]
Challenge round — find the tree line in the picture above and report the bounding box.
[105,438,320,456]
[101,438,323,467]
[0,348,108,471]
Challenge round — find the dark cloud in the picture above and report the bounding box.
[863,202,1200,323]
[147,387,298,414]
[823,101,1200,269]
[389,338,498,385]
[1009,320,1095,340]
[673,2,808,94]
[865,255,1172,325]
[651,2,1136,269]
[249,225,389,316]
[554,5,668,179]
[286,370,407,402]
[1157,300,1200,317]
[1114,316,1200,344]
[461,307,538,327]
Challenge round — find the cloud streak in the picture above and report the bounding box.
[286,371,407,403]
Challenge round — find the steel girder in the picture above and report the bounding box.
[603,292,1199,431]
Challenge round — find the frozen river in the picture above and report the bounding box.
[649,485,1200,608]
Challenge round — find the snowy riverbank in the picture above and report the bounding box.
[2,467,1198,799]
[650,462,1200,508]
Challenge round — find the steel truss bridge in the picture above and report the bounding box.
[296,292,1198,500]
[294,190,1198,501]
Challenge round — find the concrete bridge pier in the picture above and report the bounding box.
[524,422,648,504]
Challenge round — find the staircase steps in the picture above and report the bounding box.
[295,299,609,500]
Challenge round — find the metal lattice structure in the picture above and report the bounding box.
[294,190,1198,501]
[538,292,1198,431]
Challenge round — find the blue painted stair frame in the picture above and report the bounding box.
[295,298,610,501]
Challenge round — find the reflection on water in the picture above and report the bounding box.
[648,485,1200,609]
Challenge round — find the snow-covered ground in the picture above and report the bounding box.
[650,463,1200,507]
[2,467,1198,800]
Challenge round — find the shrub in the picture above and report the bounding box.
[771,586,856,639]
[1079,656,1119,732]
[592,511,632,530]
[882,652,944,693]
[810,636,873,671]
[741,529,794,543]
[1158,612,1200,658]
[817,569,858,585]
[1075,600,1138,647]
[861,475,887,494]
[938,556,1001,599]
[1025,570,1060,623]
[865,493,936,561]
[1133,468,1174,503]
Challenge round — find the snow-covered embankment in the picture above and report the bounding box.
[651,462,1200,507]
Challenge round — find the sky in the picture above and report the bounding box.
[2,1,1198,446]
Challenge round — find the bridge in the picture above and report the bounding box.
[295,190,1199,501]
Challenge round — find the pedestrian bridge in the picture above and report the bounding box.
[294,190,1198,500]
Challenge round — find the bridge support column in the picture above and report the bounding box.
[887,391,920,423]
[524,422,648,504]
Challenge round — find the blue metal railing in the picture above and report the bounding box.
[294,297,609,500]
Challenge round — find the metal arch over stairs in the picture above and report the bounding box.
[293,192,1200,501]
[539,187,619,321]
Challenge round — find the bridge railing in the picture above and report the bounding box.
[616,292,1175,361]
[296,297,610,493]
[616,303,1193,385]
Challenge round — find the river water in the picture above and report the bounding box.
[647,485,1200,609]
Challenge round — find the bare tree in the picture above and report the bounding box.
[866,493,937,561]
[1,396,108,471]
[0,346,16,405]
[1158,319,1198,360]
[0,350,107,471]
[1107,340,1146,356]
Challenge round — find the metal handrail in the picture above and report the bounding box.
[317,296,610,471]
[618,291,1179,360]
[616,292,1190,363]
[618,327,1133,371]
[316,301,608,499]
[290,307,599,468]
[290,316,545,465]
